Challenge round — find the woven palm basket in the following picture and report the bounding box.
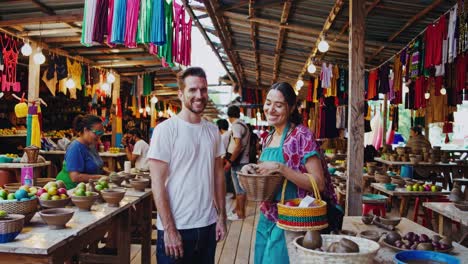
[0,198,38,224]
[238,172,283,202]
[0,214,25,243]
[289,235,380,264]
[277,174,328,231]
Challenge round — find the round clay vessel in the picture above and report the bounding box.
[39,208,74,229]
[101,189,126,207]
[359,230,381,242]
[129,178,150,192]
[71,192,98,211]
[109,175,125,187]
[39,197,71,209]
[379,216,401,226]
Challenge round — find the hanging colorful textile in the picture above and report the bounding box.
[143,74,153,96]
[92,0,109,43]
[111,0,127,44]
[158,0,174,66]
[81,0,98,46]
[1,36,20,92]
[42,70,57,96]
[306,77,313,102]
[173,1,192,66]
[150,0,166,45]
[367,69,378,100]
[26,105,41,148]
[115,98,123,146]
[124,0,140,48]
[107,0,116,47]
[137,0,152,44]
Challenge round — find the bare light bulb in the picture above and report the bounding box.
[150,96,158,104]
[107,72,116,83]
[101,82,110,92]
[21,43,32,56]
[403,85,409,93]
[158,111,164,117]
[318,38,329,53]
[440,87,447,95]
[33,48,45,64]
[139,108,144,114]
[307,63,316,74]
[145,106,151,112]
[424,92,430,99]
[65,77,75,89]
[297,79,304,88]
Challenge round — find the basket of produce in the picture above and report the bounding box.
[0,187,38,224]
[37,180,70,208]
[382,231,454,252]
[277,174,328,231]
[0,212,25,243]
[290,232,380,263]
[237,164,283,202]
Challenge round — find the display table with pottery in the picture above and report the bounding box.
[0,190,153,264]
[0,161,51,183]
[343,216,466,263]
[99,152,126,172]
[423,202,468,242]
[371,183,450,217]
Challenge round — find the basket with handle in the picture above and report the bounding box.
[238,171,284,202]
[277,174,328,231]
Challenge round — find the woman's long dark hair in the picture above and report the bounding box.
[269,82,302,125]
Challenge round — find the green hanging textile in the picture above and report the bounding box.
[81,65,87,96]
[137,0,152,44]
[26,114,32,146]
[80,0,88,45]
[143,74,153,96]
[158,0,174,67]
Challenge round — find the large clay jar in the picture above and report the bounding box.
[302,230,322,249]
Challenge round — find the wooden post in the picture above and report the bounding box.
[111,74,121,147]
[28,42,40,102]
[382,93,388,147]
[346,0,365,216]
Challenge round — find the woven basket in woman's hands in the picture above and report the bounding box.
[238,164,283,202]
[277,174,328,231]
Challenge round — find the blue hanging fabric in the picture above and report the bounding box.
[150,0,166,45]
[111,0,127,44]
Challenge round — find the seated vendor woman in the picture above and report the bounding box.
[253,82,342,264]
[58,114,107,189]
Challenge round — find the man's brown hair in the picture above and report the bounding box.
[177,67,207,90]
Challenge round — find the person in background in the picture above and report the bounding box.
[148,67,226,263]
[58,115,107,189]
[225,105,250,221]
[216,119,234,197]
[123,109,137,133]
[124,129,149,171]
[406,126,431,154]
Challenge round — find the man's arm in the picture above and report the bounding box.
[150,158,183,258]
[214,156,227,241]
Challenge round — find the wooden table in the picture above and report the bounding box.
[374,157,468,189]
[423,202,468,242]
[0,189,152,264]
[0,161,51,182]
[343,217,468,264]
[371,183,450,218]
[39,150,65,178]
[99,152,126,172]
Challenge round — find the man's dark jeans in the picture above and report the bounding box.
[156,223,216,264]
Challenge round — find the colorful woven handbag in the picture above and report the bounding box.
[277,173,328,231]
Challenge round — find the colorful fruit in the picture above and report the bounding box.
[60,194,68,199]
[85,191,93,197]
[74,189,85,197]
[0,190,8,200]
[7,193,15,200]
[48,187,58,196]
[40,193,50,200]
[51,195,60,201]
[57,188,67,195]
[406,185,412,191]
[431,185,437,192]
[14,189,28,200]
[36,188,46,197]
[29,187,38,195]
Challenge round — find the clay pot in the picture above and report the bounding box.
[129,178,150,192]
[361,214,373,225]
[359,230,382,242]
[302,230,322,249]
[379,216,401,226]
[71,192,98,211]
[101,189,126,207]
[109,175,125,187]
[39,208,74,229]
[39,197,71,209]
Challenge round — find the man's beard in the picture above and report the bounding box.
[185,98,207,114]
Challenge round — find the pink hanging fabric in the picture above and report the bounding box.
[1,36,20,92]
[149,43,158,55]
[172,1,192,66]
[106,0,116,47]
[124,0,140,48]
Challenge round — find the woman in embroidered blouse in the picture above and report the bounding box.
[254,82,338,264]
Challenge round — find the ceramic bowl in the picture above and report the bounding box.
[359,230,381,242]
[109,174,125,187]
[129,178,150,192]
[454,201,468,211]
[39,208,74,229]
[71,192,99,211]
[361,214,374,225]
[379,216,401,226]
[101,189,126,207]
[39,197,71,208]
[384,183,397,191]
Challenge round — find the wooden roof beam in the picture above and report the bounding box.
[205,0,245,87]
[248,0,261,88]
[42,36,81,43]
[298,0,344,81]
[272,0,292,83]
[368,0,443,62]
[19,28,81,36]
[333,0,380,42]
[95,60,161,67]
[0,14,83,27]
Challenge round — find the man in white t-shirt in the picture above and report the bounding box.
[148,67,226,264]
[124,129,149,170]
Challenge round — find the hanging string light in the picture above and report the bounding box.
[33,47,45,64]
[296,79,304,90]
[21,42,32,56]
[307,62,316,74]
[150,96,158,104]
[139,108,144,114]
[424,91,430,99]
[65,76,75,89]
[101,82,111,93]
[107,71,116,83]
[318,35,329,53]
[440,87,447,95]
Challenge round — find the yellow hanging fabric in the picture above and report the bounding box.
[31,114,41,147]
